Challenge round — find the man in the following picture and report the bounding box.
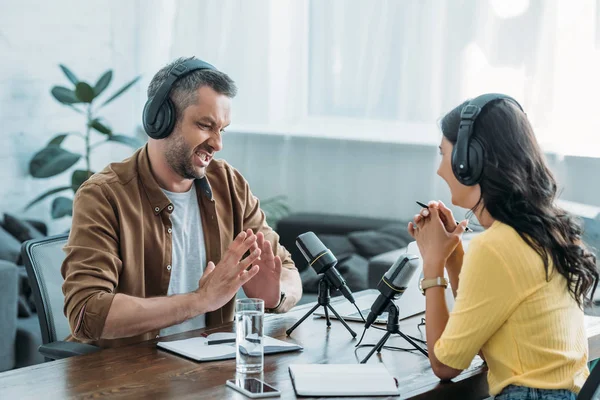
[61,57,302,348]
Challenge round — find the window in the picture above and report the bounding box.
[140,0,600,156]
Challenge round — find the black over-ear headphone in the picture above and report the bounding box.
[451,93,524,186]
[142,59,217,140]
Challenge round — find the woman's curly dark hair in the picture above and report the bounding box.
[441,99,598,307]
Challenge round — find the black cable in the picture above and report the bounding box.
[355,327,368,348]
[355,344,428,355]
[352,303,427,347]
[406,335,427,345]
[353,303,366,322]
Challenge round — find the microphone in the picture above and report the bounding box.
[364,253,420,329]
[295,232,356,304]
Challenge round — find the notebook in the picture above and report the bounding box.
[289,364,400,397]
[157,332,302,362]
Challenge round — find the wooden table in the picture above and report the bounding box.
[1,290,600,400]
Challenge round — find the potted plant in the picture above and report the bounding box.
[25,65,144,218]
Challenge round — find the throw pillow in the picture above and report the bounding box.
[377,223,415,244]
[317,234,356,262]
[0,225,22,264]
[2,213,45,243]
[335,254,369,292]
[347,226,411,259]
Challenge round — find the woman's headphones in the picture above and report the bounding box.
[452,93,524,186]
[142,59,217,140]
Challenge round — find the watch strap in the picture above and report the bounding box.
[266,291,286,313]
[420,277,448,295]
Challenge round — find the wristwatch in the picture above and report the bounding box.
[266,291,286,313]
[419,277,448,295]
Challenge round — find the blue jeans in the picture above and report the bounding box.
[495,385,577,400]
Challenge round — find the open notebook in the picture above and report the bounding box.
[289,364,400,397]
[157,332,302,362]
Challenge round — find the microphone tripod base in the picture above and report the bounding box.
[360,303,428,363]
[286,278,357,338]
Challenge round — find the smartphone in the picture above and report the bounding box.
[226,378,281,398]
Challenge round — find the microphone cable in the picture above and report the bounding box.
[352,301,427,350]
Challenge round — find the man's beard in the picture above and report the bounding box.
[164,133,204,180]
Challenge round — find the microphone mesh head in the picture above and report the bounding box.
[295,232,337,274]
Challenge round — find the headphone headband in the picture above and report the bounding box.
[452,93,524,186]
[143,59,217,139]
[145,59,216,127]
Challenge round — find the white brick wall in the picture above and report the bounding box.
[0,0,144,234]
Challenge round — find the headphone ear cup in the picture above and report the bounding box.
[451,138,484,186]
[463,138,484,186]
[142,98,176,140]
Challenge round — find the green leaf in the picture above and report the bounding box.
[75,82,95,103]
[51,196,73,219]
[99,75,141,108]
[29,146,81,178]
[24,186,72,210]
[89,119,112,135]
[108,134,144,149]
[51,86,80,104]
[48,134,68,147]
[71,169,93,192]
[93,70,113,97]
[59,64,78,85]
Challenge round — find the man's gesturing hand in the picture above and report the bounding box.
[242,232,282,309]
[194,229,261,313]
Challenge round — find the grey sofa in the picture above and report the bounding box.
[0,260,44,372]
[276,213,412,305]
[0,261,17,371]
[0,215,47,372]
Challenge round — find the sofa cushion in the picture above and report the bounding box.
[25,219,48,236]
[17,266,36,314]
[318,234,356,262]
[347,224,412,259]
[15,316,44,368]
[3,213,45,243]
[0,261,17,372]
[0,225,22,264]
[335,254,369,291]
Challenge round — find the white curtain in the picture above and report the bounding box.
[136,0,600,157]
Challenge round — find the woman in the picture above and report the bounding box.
[409,94,598,399]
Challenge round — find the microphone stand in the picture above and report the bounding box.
[360,302,428,363]
[286,277,357,338]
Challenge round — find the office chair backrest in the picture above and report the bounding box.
[21,234,70,345]
[578,362,600,400]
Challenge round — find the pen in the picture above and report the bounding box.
[416,201,473,232]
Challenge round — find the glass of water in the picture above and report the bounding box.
[235,298,264,374]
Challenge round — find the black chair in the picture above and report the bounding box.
[578,361,600,400]
[21,234,99,360]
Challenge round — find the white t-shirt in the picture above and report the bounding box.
[159,184,207,337]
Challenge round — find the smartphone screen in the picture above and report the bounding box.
[228,378,279,394]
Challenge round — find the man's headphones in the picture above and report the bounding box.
[452,93,524,186]
[142,59,217,140]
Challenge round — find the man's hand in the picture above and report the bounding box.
[242,232,282,309]
[193,230,262,313]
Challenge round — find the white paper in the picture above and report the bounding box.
[157,334,302,362]
[289,364,400,396]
